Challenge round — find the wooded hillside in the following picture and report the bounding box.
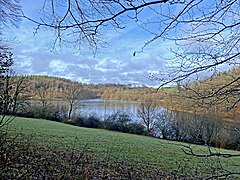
[23,75,99,100]
[22,75,165,101]
[163,67,240,120]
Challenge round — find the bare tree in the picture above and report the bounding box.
[155,109,173,139]
[35,81,51,109]
[0,51,13,126]
[64,82,82,119]
[0,0,21,50]
[182,145,240,179]
[6,73,27,114]
[0,0,21,27]
[0,0,24,127]
[19,0,185,52]
[0,50,26,127]
[137,97,157,135]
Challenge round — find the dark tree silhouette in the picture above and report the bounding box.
[137,97,157,135]
[64,82,82,119]
[0,51,26,127]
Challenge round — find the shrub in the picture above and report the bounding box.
[16,104,68,122]
[128,122,147,135]
[83,115,102,128]
[103,111,131,131]
[70,115,102,128]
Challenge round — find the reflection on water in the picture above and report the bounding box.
[78,99,142,120]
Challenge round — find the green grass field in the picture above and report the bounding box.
[4,117,240,177]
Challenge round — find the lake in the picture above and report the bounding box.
[49,98,164,121]
[77,99,144,120]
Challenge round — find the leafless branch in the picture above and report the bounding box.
[182,145,240,158]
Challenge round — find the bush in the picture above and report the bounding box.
[128,122,147,135]
[70,115,102,128]
[103,111,132,132]
[69,116,85,126]
[16,104,68,122]
[83,115,102,128]
[69,112,147,136]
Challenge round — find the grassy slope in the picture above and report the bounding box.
[5,117,240,176]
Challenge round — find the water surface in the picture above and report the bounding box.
[78,99,143,120]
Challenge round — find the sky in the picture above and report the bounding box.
[4,0,176,87]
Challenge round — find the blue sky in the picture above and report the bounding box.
[4,1,176,87]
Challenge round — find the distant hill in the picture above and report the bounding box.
[163,67,240,120]
[21,75,165,101]
[101,86,166,101]
[23,75,100,100]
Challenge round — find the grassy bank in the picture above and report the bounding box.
[3,117,240,177]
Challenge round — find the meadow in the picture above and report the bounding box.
[4,117,240,178]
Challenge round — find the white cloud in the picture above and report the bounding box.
[4,1,177,86]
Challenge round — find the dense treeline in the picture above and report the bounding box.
[23,75,99,100]
[21,75,164,101]
[154,110,240,150]
[101,87,166,101]
[163,67,240,120]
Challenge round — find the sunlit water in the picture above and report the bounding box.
[49,99,164,121]
[77,99,144,120]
